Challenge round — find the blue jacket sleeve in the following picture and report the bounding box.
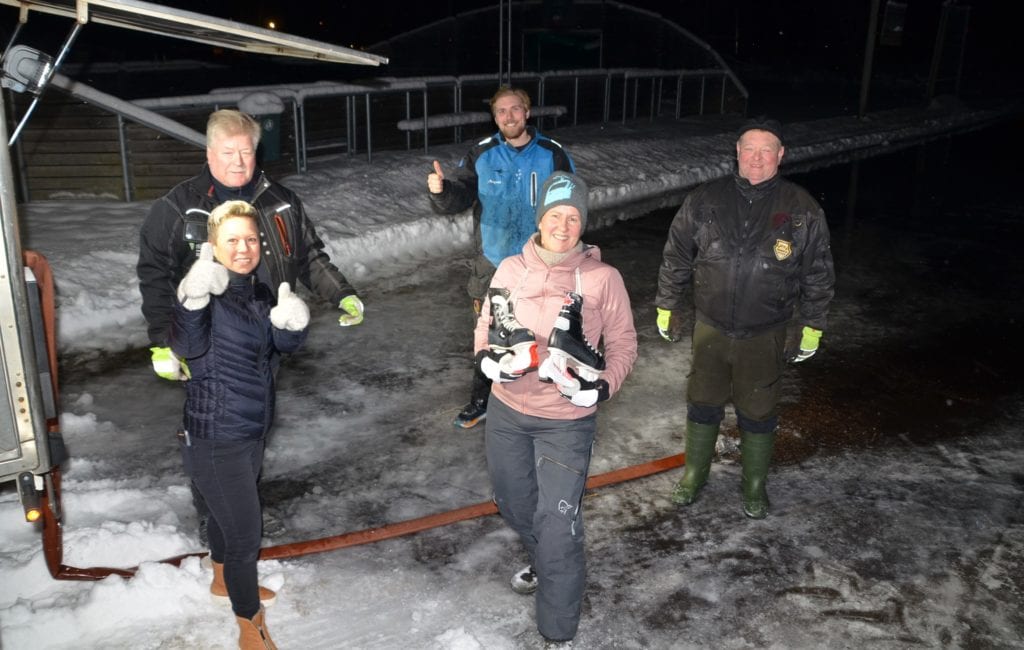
[272,326,308,355]
[170,299,212,360]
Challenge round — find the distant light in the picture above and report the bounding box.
[26,507,42,522]
[267,20,277,30]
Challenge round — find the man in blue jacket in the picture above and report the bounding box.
[427,86,575,429]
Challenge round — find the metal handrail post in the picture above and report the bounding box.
[365,93,372,163]
[116,114,133,201]
[291,99,301,174]
[405,91,412,150]
[453,81,461,144]
[671,74,679,119]
[298,101,307,171]
[649,77,656,121]
[347,95,356,157]
[603,72,611,123]
[621,76,627,124]
[572,75,579,126]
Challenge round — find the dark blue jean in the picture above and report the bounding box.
[181,436,264,619]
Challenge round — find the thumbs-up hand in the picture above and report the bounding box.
[270,282,310,332]
[427,160,446,194]
[177,242,229,310]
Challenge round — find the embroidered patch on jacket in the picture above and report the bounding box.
[774,239,793,261]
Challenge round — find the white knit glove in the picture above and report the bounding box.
[270,282,310,331]
[176,242,228,310]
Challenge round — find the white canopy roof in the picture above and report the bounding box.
[0,0,388,66]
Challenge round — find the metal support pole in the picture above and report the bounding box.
[573,76,580,126]
[497,0,504,87]
[506,0,512,84]
[348,96,356,157]
[2,22,24,61]
[3,90,30,202]
[298,102,308,172]
[858,0,882,119]
[925,1,952,102]
[649,78,656,122]
[405,91,412,151]
[9,22,83,146]
[603,73,611,123]
[365,94,372,163]
[675,75,683,119]
[291,100,301,175]
[621,77,628,124]
[116,114,133,202]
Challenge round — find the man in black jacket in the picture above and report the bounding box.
[138,109,364,382]
[138,109,364,541]
[655,116,835,519]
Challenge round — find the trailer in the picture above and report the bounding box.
[0,0,385,579]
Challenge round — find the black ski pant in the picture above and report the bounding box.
[485,397,596,642]
[181,436,265,619]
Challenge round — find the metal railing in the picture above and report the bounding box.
[8,66,746,201]
[131,67,746,171]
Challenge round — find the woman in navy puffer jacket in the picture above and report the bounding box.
[172,200,309,649]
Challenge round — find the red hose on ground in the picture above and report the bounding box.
[43,453,685,580]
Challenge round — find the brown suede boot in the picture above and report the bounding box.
[236,607,277,650]
[212,561,277,606]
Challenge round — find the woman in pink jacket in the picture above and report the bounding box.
[472,171,637,646]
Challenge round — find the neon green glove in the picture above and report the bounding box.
[789,327,822,363]
[656,307,684,342]
[338,295,365,327]
[150,346,190,381]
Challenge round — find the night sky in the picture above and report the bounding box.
[1,1,1017,91]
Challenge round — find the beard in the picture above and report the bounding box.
[499,122,526,141]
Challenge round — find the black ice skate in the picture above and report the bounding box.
[540,291,605,384]
[487,288,538,374]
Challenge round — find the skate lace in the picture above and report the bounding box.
[557,293,603,358]
[493,299,520,334]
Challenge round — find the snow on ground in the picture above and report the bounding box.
[16,102,1011,355]
[2,102,1023,649]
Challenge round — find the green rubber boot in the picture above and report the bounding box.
[670,421,720,505]
[740,430,776,519]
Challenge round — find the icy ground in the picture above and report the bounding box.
[1,108,1023,649]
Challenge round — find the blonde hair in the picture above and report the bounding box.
[206,109,261,147]
[489,86,531,115]
[208,200,258,242]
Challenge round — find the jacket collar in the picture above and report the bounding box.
[524,234,600,269]
[199,165,269,202]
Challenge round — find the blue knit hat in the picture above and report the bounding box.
[536,172,588,229]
